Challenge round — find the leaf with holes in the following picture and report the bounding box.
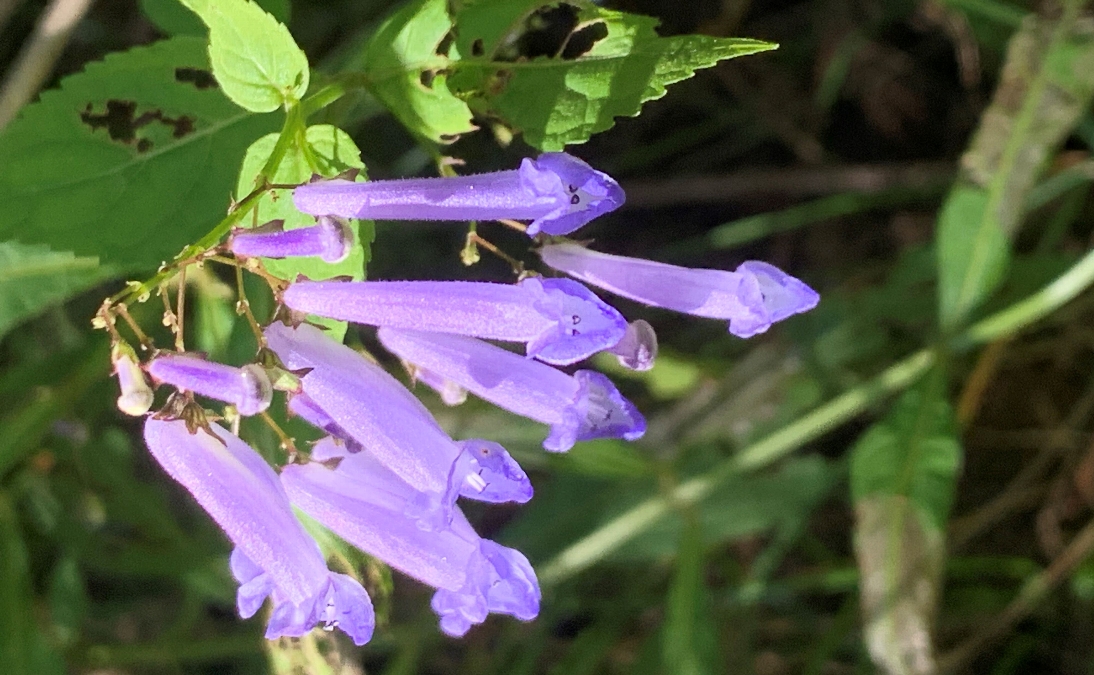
[179,0,309,112]
[849,375,961,675]
[449,1,776,150]
[0,37,280,271]
[0,242,112,341]
[363,0,476,143]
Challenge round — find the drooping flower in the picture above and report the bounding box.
[376,328,645,452]
[265,322,532,526]
[282,438,540,637]
[282,277,626,366]
[143,418,374,645]
[538,243,820,338]
[112,342,153,416]
[146,354,272,416]
[292,152,624,236]
[228,216,353,264]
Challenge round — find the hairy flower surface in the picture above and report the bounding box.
[292,152,624,236]
[539,243,820,337]
[265,322,531,526]
[282,277,626,365]
[146,354,272,415]
[282,438,540,637]
[228,216,352,263]
[377,328,645,452]
[143,419,374,644]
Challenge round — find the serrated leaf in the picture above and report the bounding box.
[0,241,111,340]
[849,377,960,675]
[938,14,1094,329]
[0,37,280,271]
[180,0,309,112]
[236,124,374,340]
[363,0,476,143]
[449,2,776,150]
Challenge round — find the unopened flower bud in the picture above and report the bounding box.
[112,343,153,416]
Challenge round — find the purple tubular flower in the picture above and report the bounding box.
[292,152,624,236]
[282,277,627,366]
[265,322,532,519]
[147,354,272,416]
[282,439,540,637]
[538,243,821,338]
[376,328,645,452]
[143,419,374,644]
[228,217,352,264]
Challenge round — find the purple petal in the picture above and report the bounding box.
[147,355,271,416]
[521,153,625,236]
[291,153,622,237]
[142,419,374,644]
[376,328,645,452]
[281,278,625,365]
[266,322,531,512]
[282,460,540,637]
[229,217,352,264]
[539,243,820,336]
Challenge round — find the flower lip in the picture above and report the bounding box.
[545,370,646,452]
[455,439,533,504]
[521,152,625,236]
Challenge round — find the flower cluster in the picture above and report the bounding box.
[111,152,819,646]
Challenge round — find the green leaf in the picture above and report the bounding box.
[141,0,290,37]
[849,375,960,675]
[180,0,309,112]
[937,11,1094,329]
[235,124,374,339]
[0,241,111,341]
[47,557,89,647]
[363,0,476,143]
[449,2,776,150]
[0,37,280,271]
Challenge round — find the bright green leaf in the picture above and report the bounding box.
[141,0,290,36]
[0,241,111,341]
[449,2,776,150]
[0,37,280,271]
[937,12,1094,329]
[363,0,476,143]
[180,0,309,112]
[236,124,373,340]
